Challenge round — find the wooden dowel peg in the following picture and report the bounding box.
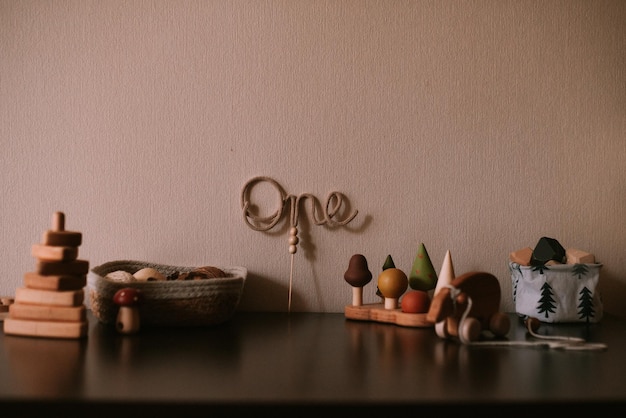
[41,212,82,247]
[52,211,65,231]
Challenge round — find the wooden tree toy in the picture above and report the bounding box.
[408,243,438,292]
[344,254,433,328]
[376,254,395,299]
[3,212,89,339]
[433,249,455,296]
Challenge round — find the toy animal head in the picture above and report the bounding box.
[426,271,501,324]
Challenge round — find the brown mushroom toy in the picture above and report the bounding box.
[344,254,373,306]
[113,288,143,334]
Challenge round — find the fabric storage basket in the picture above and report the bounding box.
[509,261,603,323]
[88,260,247,327]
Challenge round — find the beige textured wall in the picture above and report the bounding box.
[1,0,625,317]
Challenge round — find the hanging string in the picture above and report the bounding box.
[241,176,358,313]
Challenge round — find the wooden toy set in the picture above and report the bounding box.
[343,239,605,350]
[3,212,89,339]
[344,244,511,343]
[344,244,450,329]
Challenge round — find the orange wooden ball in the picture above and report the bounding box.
[401,290,431,313]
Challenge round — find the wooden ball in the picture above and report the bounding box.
[401,290,431,313]
[377,268,408,299]
[489,312,511,337]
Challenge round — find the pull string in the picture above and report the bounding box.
[442,285,607,351]
[241,176,358,313]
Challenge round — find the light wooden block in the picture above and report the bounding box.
[9,303,86,322]
[41,230,82,247]
[15,287,84,307]
[509,247,533,266]
[31,243,78,262]
[3,318,87,339]
[566,248,596,264]
[24,272,86,291]
[36,259,89,276]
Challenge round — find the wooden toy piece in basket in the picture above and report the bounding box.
[426,271,510,343]
[87,260,247,328]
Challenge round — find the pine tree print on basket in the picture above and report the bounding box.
[578,287,596,323]
[572,263,589,279]
[537,281,557,319]
[573,264,595,323]
[510,263,522,303]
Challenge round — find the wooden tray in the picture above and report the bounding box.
[344,303,433,327]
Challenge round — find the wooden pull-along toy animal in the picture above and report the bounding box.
[426,271,510,343]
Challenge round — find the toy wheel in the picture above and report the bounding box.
[460,317,481,343]
[489,312,511,337]
[435,320,448,339]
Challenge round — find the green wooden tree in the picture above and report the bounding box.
[537,281,557,319]
[382,254,395,270]
[377,255,396,299]
[408,243,437,291]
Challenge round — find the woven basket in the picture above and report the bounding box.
[87,260,246,327]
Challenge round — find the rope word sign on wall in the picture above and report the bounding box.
[241,176,359,312]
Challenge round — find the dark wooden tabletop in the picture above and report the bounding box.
[0,311,624,416]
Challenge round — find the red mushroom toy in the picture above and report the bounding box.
[113,288,143,334]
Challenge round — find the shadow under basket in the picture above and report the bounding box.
[87,260,247,327]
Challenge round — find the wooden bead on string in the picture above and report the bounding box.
[289,227,299,254]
